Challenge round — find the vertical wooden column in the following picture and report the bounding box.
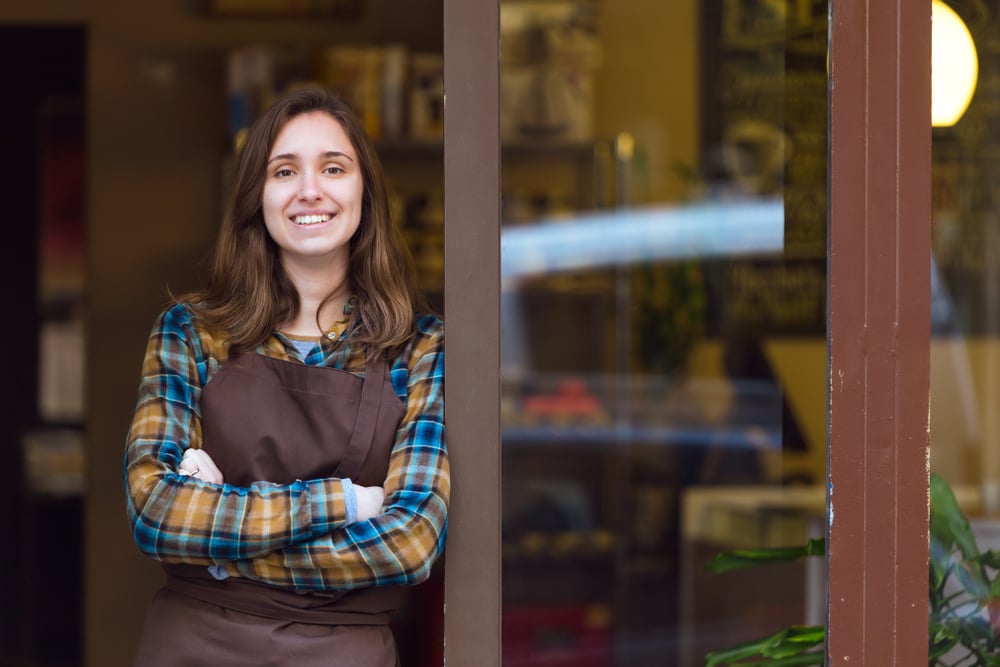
[442,0,501,664]
[828,1,931,665]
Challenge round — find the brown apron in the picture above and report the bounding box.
[133,351,407,667]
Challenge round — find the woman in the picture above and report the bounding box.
[124,87,448,666]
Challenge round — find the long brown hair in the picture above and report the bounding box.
[187,87,420,357]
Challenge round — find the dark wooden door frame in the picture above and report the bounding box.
[442,0,501,664]
[828,1,931,664]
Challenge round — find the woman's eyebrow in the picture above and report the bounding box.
[266,150,354,165]
[321,150,354,162]
[267,152,298,165]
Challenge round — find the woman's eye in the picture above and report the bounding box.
[324,166,344,175]
[274,168,294,178]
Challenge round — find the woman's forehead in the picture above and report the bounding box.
[270,111,356,159]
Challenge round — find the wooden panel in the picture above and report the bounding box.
[828,0,932,664]
[442,0,501,664]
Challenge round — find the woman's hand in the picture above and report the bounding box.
[354,485,385,521]
[179,448,224,484]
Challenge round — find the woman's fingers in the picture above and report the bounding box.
[179,448,225,484]
[355,485,385,521]
[189,449,224,484]
[179,449,200,476]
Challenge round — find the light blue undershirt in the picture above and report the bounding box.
[289,338,320,358]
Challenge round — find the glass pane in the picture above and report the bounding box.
[500,2,828,665]
[929,2,1000,661]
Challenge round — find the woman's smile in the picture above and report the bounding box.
[292,213,333,226]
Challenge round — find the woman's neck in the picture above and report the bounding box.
[281,258,351,337]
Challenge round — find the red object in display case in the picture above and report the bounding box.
[521,378,604,423]
[503,604,612,666]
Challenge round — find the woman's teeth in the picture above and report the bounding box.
[293,214,331,225]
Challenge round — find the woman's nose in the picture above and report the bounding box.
[297,172,320,200]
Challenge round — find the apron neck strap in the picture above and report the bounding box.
[333,358,388,480]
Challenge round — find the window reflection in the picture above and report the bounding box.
[500,1,827,664]
[929,1,996,489]
[929,10,1000,666]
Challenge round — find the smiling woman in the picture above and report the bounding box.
[122,88,448,667]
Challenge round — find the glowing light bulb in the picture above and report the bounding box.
[932,0,978,127]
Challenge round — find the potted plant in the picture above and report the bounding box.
[702,474,1000,666]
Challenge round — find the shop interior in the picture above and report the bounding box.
[1,1,997,666]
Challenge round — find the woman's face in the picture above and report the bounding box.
[262,111,364,272]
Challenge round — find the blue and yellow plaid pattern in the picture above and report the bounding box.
[125,302,448,592]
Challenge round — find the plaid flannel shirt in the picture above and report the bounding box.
[124,302,448,592]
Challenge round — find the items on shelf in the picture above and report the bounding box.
[500,0,601,142]
[39,318,85,423]
[400,189,445,293]
[21,429,85,497]
[225,43,443,152]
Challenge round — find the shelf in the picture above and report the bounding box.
[502,424,781,449]
[373,138,599,160]
[502,529,616,562]
[373,139,442,159]
[197,0,362,19]
[503,139,598,159]
[502,0,598,4]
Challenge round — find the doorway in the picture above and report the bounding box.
[0,24,87,667]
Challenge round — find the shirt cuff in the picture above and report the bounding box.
[342,477,358,524]
[305,478,350,535]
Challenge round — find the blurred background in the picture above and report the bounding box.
[1,0,995,665]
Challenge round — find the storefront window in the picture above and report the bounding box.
[499,1,828,664]
[930,0,994,495]
[929,4,1000,660]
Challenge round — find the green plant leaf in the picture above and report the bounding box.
[929,540,950,595]
[959,614,996,642]
[932,619,962,643]
[704,626,824,666]
[771,626,826,646]
[754,653,825,667]
[955,561,992,602]
[980,549,1000,570]
[930,535,952,570]
[705,539,826,573]
[705,628,790,666]
[928,633,958,661]
[930,472,980,561]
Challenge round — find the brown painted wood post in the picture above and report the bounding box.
[442,0,501,664]
[828,1,932,665]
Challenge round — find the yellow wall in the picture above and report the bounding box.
[932,339,1000,490]
[594,0,699,203]
[747,338,1000,492]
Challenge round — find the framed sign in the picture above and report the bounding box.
[200,0,362,18]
